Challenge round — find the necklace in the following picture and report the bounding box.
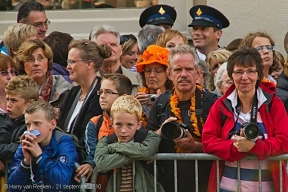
[169,85,203,152]
[79,93,86,102]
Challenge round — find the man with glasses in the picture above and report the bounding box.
[188,5,229,61]
[0,2,49,55]
[17,1,50,40]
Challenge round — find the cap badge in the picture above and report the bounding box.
[196,8,202,16]
[158,7,165,15]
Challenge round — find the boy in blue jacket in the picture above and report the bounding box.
[7,101,78,192]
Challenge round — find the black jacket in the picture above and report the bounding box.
[0,114,26,161]
[146,88,217,192]
[276,72,288,112]
[57,76,103,147]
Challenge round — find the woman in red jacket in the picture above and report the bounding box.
[202,48,288,192]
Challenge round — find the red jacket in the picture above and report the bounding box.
[202,82,288,192]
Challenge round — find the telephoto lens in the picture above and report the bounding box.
[242,122,260,141]
[161,122,187,140]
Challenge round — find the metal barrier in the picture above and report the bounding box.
[104,153,288,192]
[2,154,288,192]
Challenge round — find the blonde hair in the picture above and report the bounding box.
[111,95,142,121]
[3,23,37,57]
[5,75,39,102]
[156,30,188,48]
[205,49,232,70]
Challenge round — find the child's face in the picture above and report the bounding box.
[6,94,30,119]
[99,79,119,112]
[25,110,56,146]
[113,112,141,142]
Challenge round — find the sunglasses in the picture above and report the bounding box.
[120,34,137,45]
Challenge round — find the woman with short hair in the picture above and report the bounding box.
[203,48,288,192]
[16,39,70,108]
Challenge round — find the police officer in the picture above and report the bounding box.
[188,5,229,60]
[139,4,177,31]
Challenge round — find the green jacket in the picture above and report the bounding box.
[95,131,164,192]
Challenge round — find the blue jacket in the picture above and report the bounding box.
[52,62,72,83]
[7,130,78,192]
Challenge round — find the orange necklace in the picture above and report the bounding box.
[170,85,203,152]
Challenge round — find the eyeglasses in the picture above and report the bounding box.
[67,59,88,65]
[232,69,258,77]
[97,89,119,96]
[120,34,137,45]
[0,69,16,76]
[143,68,165,75]
[26,57,47,64]
[31,20,51,29]
[255,45,274,52]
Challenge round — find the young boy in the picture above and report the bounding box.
[7,100,78,191]
[75,73,133,182]
[95,95,164,192]
[0,75,38,166]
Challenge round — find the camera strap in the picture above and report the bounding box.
[229,92,258,139]
[195,87,203,133]
[250,94,258,124]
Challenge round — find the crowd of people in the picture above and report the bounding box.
[0,1,288,192]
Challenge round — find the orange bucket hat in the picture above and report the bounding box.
[136,45,169,73]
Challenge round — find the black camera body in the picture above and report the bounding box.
[235,122,260,141]
[161,121,188,140]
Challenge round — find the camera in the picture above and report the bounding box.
[147,94,158,106]
[161,121,188,140]
[24,130,41,137]
[235,122,260,141]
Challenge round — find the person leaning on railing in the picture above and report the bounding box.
[202,48,288,192]
[146,45,217,192]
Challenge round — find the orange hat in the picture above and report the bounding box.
[136,45,169,73]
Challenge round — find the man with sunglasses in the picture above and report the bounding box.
[139,4,177,31]
[188,5,229,61]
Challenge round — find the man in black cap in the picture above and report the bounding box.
[139,4,177,31]
[188,5,229,60]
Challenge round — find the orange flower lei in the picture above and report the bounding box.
[138,87,150,128]
[170,85,203,153]
[138,86,150,94]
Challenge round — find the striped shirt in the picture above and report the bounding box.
[220,88,275,192]
[120,163,133,192]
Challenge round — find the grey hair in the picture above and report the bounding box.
[214,62,228,93]
[168,44,199,69]
[138,24,164,54]
[89,24,120,44]
[198,60,211,88]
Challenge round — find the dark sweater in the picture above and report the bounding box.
[57,76,103,147]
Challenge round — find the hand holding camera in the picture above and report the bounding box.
[158,118,202,152]
[231,129,256,153]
